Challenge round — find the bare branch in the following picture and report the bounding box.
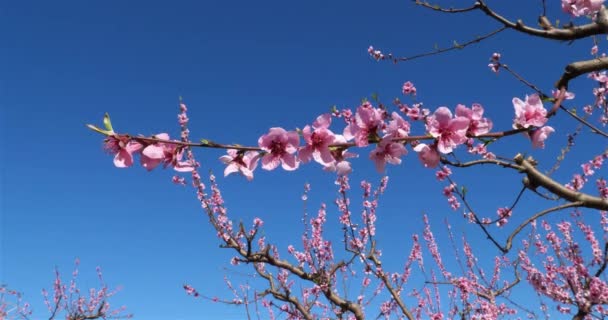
[503,202,584,252]
[391,27,507,63]
[515,154,608,210]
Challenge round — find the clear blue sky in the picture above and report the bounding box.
[2,0,603,318]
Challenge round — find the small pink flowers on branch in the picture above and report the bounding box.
[512,94,554,148]
[89,83,559,180]
[561,0,605,17]
[87,114,195,172]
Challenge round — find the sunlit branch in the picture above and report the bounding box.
[476,1,608,41]
[556,57,608,89]
[515,154,608,210]
[441,158,524,171]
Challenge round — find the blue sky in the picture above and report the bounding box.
[2,0,605,319]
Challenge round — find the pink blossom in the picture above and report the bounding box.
[530,126,555,148]
[299,114,336,166]
[384,112,411,138]
[402,81,417,95]
[552,89,575,100]
[323,135,358,175]
[219,149,260,181]
[140,134,195,172]
[562,0,605,17]
[367,45,384,61]
[399,103,430,122]
[343,103,385,147]
[488,52,501,73]
[103,135,142,168]
[413,143,440,168]
[590,71,608,83]
[172,175,186,185]
[369,138,407,172]
[258,127,300,171]
[592,45,599,55]
[426,107,470,153]
[455,103,493,136]
[435,166,451,181]
[183,284,200,297]
[512,94,548,129]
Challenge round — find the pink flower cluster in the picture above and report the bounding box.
[104,133,195,172]
[94,87,559,180]
[520,219,608,313]
[512,94,555,148]
[488,52,501,73]
[367,46,385,61]
[562,0,605,17]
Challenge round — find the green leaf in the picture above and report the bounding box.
[200,139,210,145]
[461,186,467,197]
[86,124,111,135]
[103,113,114,132]
[371,92,379,102]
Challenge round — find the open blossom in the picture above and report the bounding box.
[384,112,411,138]
[413,143,440,168]
[140,133,195,172]
[219,149,259,181]
[426,107,470,154]
[104,135,142,168]
[343,102,385,147]
[369,138,407,172]
[367,45,384,61]
[552,89,575,100]
[512,94,548,129]
[258,127,300,171]
[299,114,336,166]
[455,103,492,136]
[402,81,417,95]
[488,52,501,73]
[400,103,429,121]
[323,135,358,175]
[562,0,605,17]
[530,126,555,148]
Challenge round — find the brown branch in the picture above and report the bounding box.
[392,27,507,63]
[559,105,608,138]
[514,154,608,210]
[254,264,313,320]
[413,0,479,13]
[447,177,509,253]
[441,158,524,171]
[367,253,415,320]
[476,1,608,41]
[556,57,608,89]
[503,202,584,252]
[499,64,546,97]
[415,0,608,40]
